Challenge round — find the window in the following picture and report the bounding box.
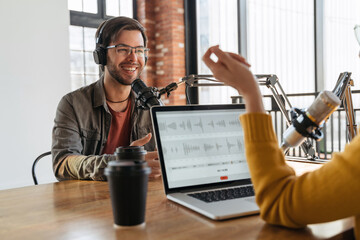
[195,0,360,108]
[192,0,360,156]
[248,0,315,109]
[69,26,99,90]
[322,0,360,152]
[196,0,239,104]
[68,0,98,13]
[106,0,133,17]
[68,0,134,90]
[323,0,360,92]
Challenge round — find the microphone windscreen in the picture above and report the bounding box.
[131,78,147,95]
[131,78,162,108]
[355,25,360,46]
[306,91,340,126]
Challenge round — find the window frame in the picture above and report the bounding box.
[185,0,330,102]
[184,0,199,104]
[68,0,136,89]
[69,0,137,28]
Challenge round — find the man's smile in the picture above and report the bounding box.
[120,63,139,73]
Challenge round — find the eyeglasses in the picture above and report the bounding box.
[355,25,360,46]
[106,44,149,58]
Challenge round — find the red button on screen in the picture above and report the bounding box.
[220,176,228,180]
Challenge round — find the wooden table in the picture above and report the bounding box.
[0,162,354,240]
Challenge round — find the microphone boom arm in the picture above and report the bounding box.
[156,74,317,158]
[332,72,357,141]
[256,75,317,159]
[155,73,356,161]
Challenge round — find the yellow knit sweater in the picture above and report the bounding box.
[240,113,360,239]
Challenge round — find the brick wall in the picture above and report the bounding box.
[137,0,186,105]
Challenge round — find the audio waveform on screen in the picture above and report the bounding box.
[163,137,244,157]
[158,118,241,134]
[183,143,201,155]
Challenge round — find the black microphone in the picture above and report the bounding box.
[131,78,163,109]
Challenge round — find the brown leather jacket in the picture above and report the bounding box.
[52,77,155,181]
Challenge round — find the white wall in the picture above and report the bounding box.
[0,0,71,190]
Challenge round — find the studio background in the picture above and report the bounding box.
[0,0,70,189]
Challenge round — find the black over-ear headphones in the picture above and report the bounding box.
[93,19,109,66]
[93,17,148,66]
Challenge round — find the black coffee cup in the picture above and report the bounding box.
[105,146,151,228]
[114,146,146,162]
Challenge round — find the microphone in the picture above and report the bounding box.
[355,25,360,46]
[131,78,163,109]
[281,91,341,152]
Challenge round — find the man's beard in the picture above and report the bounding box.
[107,61,142,85]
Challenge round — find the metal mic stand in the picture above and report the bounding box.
[156,73,357,161]
[155,70,357,162]
[156,74,225,103]
[255,75,319,160]
[157,74,318,159]
[332,72,357,142]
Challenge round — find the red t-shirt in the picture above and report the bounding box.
[102,100,132,154]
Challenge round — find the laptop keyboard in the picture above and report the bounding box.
[188,186,255,203]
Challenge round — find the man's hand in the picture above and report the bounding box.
[130,133,161,179]
[144,150,161,179]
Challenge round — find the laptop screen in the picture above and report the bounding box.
[151,104,251,189]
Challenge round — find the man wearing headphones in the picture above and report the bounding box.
[52,16,161,181]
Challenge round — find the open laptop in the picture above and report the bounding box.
[150,104,259,220]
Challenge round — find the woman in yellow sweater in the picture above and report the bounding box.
[202,45,360,239]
